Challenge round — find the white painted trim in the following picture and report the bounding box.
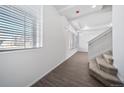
[65,49,78,60]
[89,27,112,45]
[26,60,64,87]
[26,50,77,87]
[114,64,124,83]
[117,72,124,83]
[78,48,88,52]
[88,28,112,59]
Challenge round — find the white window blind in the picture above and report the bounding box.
[0,5,40,50]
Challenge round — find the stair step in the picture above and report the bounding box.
[106,50,112,55]
[89,60,123,86]
[96,56,118,76]
[103,52,113,65]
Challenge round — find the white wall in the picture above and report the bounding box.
[61,16,77,60]
[113,6,124,81]
[78,28,110,52]
[74,7,112,52]
[0,6,75,87]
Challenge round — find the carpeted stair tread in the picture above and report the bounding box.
[89,60,123,86]
[103,53,113,65]
[96,56,117,75]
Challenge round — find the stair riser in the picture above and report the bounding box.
[89,68,110,86]
[99,65,118,76]
[89,68,123,87]
[89,53,124,87]
[103,55,113,65]
[96,56,117,76]
[104,58,113,65]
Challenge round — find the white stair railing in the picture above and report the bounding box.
[88,27,112,59]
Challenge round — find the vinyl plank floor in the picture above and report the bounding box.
[32,52,104,87]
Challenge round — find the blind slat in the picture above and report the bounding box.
[0,5,37,49]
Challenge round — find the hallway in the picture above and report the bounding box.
[32,52,104,87]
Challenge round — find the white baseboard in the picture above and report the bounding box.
[26,60,64,87]
[65,49,77,60]
[113,64,124,83]
[26,50,77,87]
[117,72,124,83]
[77,48,88,52]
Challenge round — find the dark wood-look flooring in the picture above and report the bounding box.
[32,52,104,87]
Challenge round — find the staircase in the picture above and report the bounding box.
[89,50,124,87]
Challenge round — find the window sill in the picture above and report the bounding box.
[0,47,42,52]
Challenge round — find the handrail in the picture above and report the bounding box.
[89,27,112,45]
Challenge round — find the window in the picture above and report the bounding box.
[0,5,41,50]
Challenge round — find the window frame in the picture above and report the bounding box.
[0,5,42,52]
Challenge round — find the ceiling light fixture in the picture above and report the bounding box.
[82,25,90,30]
[92,5,97,8]
[107,23,112,27]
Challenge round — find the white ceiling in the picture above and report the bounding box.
[72,9,112,30]
[55,5,69,10]
[54,5,103,20]
[54,5,112,31]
